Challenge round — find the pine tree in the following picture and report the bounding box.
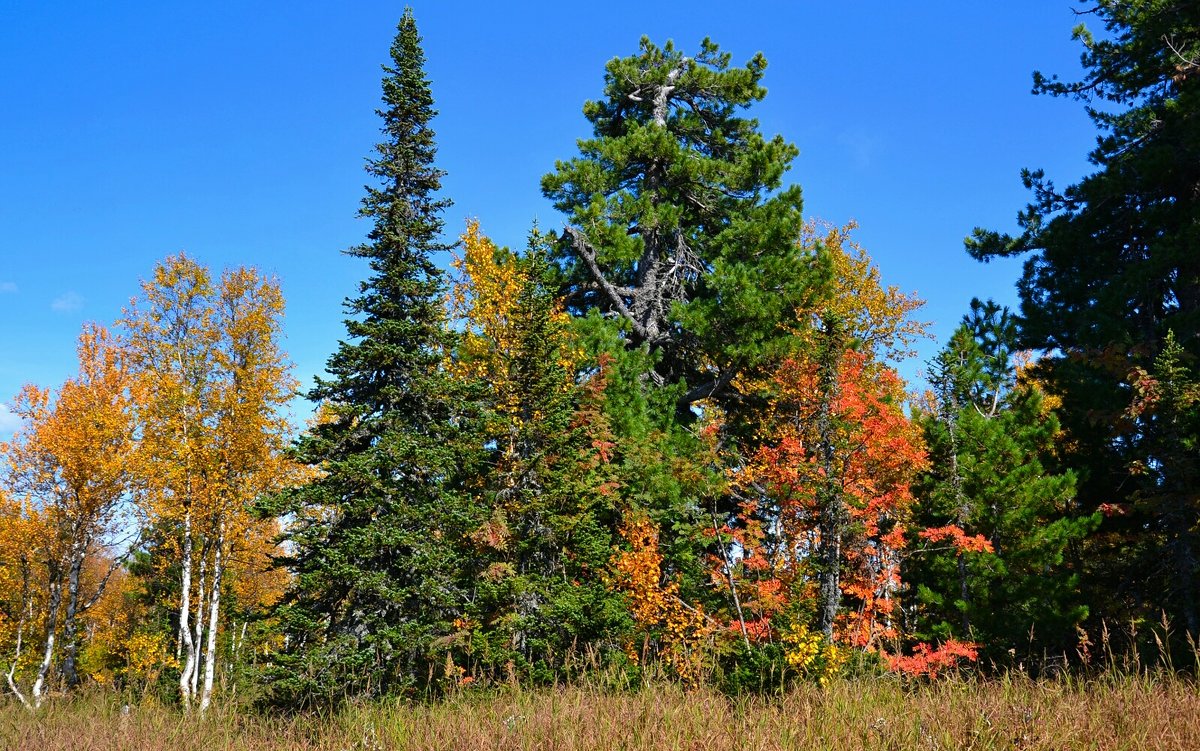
[967,1,1200,636]
[541,38,826,646]
[542,37,824,412]
[265,10,480,706]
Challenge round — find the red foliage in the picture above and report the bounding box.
[725,348,928,648]
[919,525,995,553]
[885,639,980,678]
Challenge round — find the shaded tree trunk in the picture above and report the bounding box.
[814,322,845,640]
[31,563,63,708]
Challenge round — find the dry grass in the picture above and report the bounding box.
[3,674,1198,750]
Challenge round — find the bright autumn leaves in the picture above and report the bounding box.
[0,218,957,701]
[453,218,953,679]
[0,255,297,711]
[711,222,949,671]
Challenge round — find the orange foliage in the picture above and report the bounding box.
[735,349,927,648]
[2,324,135,559]
[918,525,995,554]
[884,639,980,678]
[720,221,929,654]
[0,324,137,704]
[609,512,712,683]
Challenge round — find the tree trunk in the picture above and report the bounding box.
[814,322,845,641]
[31,563,63,709]
[945,401,972,634]
[816,484,844,641]
[957,552,971,635]
[6,555,34,710]
[199,523,225,713]
[190,544,209,698]
[177,507,196,712]
[60,536,86,688]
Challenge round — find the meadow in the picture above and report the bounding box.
[4,672,1199,751]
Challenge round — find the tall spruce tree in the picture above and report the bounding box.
[265,10,479,706]
[967,1,1200,636]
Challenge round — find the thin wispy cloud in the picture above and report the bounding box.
[837,128,880,170]
[0,281,16,294]
[51,291,84,313]
[0,404,23,436]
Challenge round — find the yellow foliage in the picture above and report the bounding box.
[781,624,822,670]
[799,220,929,361]
[610,512,713,684]
[781,624,846,685]
[120,255,302,704]
[450,220,530,387]
[449,220,584,500]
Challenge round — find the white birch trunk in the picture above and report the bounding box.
[31,570,62,709]
[198,523,225,713]
[190,546,208,697]
[6,559,34,710]
[177,507,196,712]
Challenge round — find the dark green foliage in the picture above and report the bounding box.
[966,1,1200,636]
[1121,332,1200,637]
[542,37,824,411]
[460,242,630,682]
[714,642,791,696]
[264,10,482,707]
[907,305,1096,658]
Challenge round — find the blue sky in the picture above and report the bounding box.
[0,2,1098,433]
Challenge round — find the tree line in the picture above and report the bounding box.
[1,1,1197,710]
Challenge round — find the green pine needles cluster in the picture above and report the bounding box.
[253,2,1200,708]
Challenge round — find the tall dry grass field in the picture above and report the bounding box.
[3,675,1198,751]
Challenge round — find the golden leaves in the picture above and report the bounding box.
[609,512,712,683]
[799,220,930,362]
[123,254,301,530]
[1,323,135,566]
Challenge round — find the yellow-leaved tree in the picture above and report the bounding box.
[0,324,137,709]
[0,491,51,708]
[122,255,299,713]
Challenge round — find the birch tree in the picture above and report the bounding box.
[0,324,136,708]
[123,255,296,712]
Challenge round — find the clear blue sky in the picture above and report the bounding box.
[0,1,1097,434]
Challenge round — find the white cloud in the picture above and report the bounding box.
[51,291,84,313]
[0,404,23,436]
[0,282,16,294]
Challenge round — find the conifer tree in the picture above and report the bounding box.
[967,1,1200,635]
[907,305,1095,659]
[542,37,824,411]
[266,9,479,706]
[451,225,626,681]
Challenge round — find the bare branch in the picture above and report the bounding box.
[565,227,649,341]
[1164,34,1200,71]
[80,531,143,613]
